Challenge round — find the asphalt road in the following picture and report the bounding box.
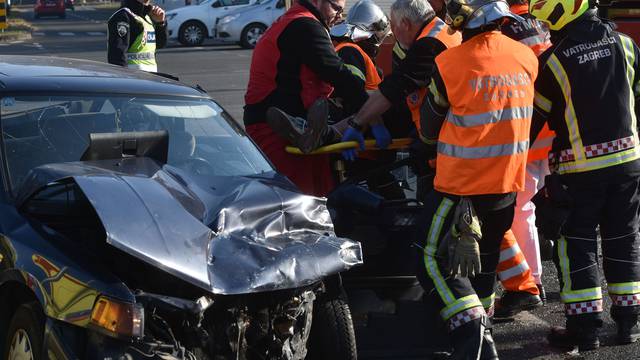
[2,5,640,360]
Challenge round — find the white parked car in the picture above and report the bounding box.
[214,0,285,49]
[166,0,255,46]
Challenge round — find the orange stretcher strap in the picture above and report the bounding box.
[285,138,413,155]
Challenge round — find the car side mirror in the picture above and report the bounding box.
[211,0,221,7]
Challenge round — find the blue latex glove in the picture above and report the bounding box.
[341,126,365,161]
[371,123,391,149]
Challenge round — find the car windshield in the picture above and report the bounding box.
[0,95,273,192]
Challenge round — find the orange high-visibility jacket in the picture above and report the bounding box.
[434,31,538,195]
[406,17,461,131]
[335,42,381,91]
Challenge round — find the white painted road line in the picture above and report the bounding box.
[59,32,75,36]
[33,32,45,36]
[87,32,105,36]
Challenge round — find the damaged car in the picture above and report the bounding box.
[0,55,362,360]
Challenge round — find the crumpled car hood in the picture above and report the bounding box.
[16,158,363,295]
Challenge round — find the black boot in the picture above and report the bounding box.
[537,284,546,305]
[448,314,485,360]
[613,312,640,344]
[480,328,499,360]
[493,291,542,318]
[548,314,601,351]
[266,98,328,154]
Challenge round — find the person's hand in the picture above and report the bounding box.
[150,5,165,23]
[450,232,481,277]
[341,126,364,161]
[371,123,391,149]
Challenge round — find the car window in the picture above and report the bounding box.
[0,95,273,193]
[219,0,249,6]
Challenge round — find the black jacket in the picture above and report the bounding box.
[531,11,640,182]
[107,0,167,67]
[378,18,448,105]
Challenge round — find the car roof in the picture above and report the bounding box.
[0,55,208,98]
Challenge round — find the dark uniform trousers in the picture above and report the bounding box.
[415,190,515,332]
[554,175,640,327]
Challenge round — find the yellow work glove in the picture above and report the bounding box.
[449,198,482,278]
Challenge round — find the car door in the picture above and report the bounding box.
[208,0,252,36]
[264,0,285,24]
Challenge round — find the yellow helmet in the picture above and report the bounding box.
[529,0,591,31]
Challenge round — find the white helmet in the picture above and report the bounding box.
[446,0,520,31]
[330,0,391,46]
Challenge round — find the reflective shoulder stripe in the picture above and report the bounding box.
[425,18,446,39]
[343,63,366,82]
[609,282,640,295]
[393,42,406,60]
[438,140,529,159]
[446,106,532,127]
[534,91,552,113]
[547,53,585,161]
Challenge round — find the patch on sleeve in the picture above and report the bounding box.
[117,22,129,37]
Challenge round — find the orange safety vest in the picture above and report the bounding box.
[433,31,538,195]
[335,42,381,90]
[406,17,462,131]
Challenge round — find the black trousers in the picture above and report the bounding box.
[554,175,640,324]
[415,190,515,332]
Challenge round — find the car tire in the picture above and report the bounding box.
[3,302,45,360]
[179,20,206,46]
[240,23,266,49]
[307,291,357,360]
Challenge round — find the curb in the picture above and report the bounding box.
[0,32,32,42]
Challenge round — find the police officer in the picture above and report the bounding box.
[107,0,167,72]
[529,0,640,351]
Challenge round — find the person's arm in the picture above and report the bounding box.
[280,18,368,110]
[352,37,447,128]
[150,5,167,49]
[419,68,448,145]
[530,58,554,144]
[107,10,130,66]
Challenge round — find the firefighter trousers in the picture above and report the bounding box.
[416,190,515,331]
[555,175,640,324]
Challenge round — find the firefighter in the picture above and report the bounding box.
[417,0,538,357]
[107,0,167,72]
[493,0,554,317]
[340,0,461,161]
[529,0,640,350]
[243,0,369,196]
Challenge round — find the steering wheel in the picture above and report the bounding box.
[182,157,216,176]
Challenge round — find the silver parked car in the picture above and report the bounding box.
[214,0,285,48]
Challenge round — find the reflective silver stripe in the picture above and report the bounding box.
[609,282,640,295]
[531,135,554,150]
[438,140,529,159]
[127,52,156,61]
[498,262,529,281]
[560,287,602,302]
[499,243,520,262]
[558,147,640,173]
[519,34,547,47]
[534,91,552,113]
[426,18,446,38]
[446,106,532,127]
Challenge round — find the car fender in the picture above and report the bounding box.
[0,204,134,329]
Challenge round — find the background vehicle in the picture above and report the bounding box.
[214,0,285,49]
[166,0,255,46]
[0,55,361,360]
[64,0,74,10]
[33,0,65,19]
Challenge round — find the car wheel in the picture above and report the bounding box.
[3,302,45,360]
[179,20,206,46]
[307,290,357,360]
[240,23,266,49]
